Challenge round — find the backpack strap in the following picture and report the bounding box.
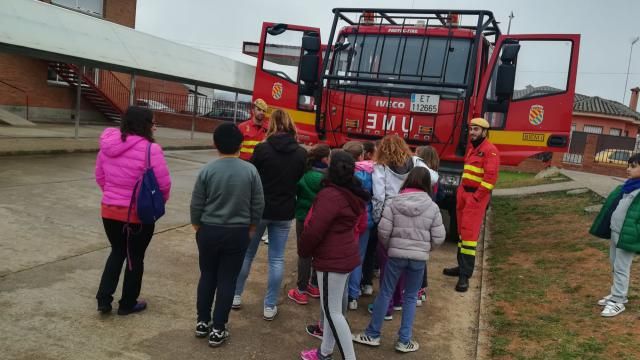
[145,142,152,169]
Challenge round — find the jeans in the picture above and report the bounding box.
[235,219,292,308]
[348,228,370,299]
[366,257,425,343]
[196,225,250,330]
[361,225,378,286]
[96,218,154,309]
[378,244,405,311]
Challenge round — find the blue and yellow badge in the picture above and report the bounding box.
[272,82,283,100]
[529,105,544,126]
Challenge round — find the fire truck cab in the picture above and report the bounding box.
[244,8,580,238]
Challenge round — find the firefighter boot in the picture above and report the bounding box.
[443,266,460,277]
[455,276,469,292]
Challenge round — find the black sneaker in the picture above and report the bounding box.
[305,323,323,340]
[97,304,112,314]
[455,276,469,292]
[117,300,147,316]
[443,266,460,277]
[208,328,229,347]
[195,321,211,338]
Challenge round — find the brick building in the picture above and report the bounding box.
[0,0,188,124]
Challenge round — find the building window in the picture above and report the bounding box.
[583,125,603,134]
[51,0,103,17]
[571,123,576,132]
[609,128,622,136]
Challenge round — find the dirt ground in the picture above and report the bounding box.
[0,151,483,360]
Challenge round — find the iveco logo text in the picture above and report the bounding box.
[375,100,406,109]
[387,28,418,34]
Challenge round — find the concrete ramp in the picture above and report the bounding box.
[0,108,35,126]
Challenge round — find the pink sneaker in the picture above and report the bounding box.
[288,288,309,305]
[300,348,332,360]
[306,283,320,298]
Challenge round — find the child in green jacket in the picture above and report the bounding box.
[590,153,640,317]
[288,144,330,305]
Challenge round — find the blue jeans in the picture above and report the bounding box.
[234,219,292,308]
[348,228,370,299]
[366,257,425,343]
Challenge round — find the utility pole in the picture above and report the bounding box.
[623,36,640,104]
[507,11,514,35]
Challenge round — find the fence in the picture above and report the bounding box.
[134,89,252,122]
[553,132,637,177]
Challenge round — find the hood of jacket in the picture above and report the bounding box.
[355,160,374,173]
[100,128,147,157]
[388,157,414,175]
[266,133,300,153]
[325,183,365,215]
[390,192,433,217]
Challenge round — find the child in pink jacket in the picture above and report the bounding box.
[95,106,171,316]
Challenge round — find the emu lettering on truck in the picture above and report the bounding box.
[243,9,580,239]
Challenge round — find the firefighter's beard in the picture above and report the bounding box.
[254,113,264,123]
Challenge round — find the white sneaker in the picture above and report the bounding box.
[348,299,358,310]
[361,285,373,296]
[263,306,278,320]
[416,299,423,307]
[262,233,269,244]
[393,305,402,311]
[395,339,420,353]
[231,295,242,309]
[597,294,628,306]
[601,301,625,317]
[352,332,381,346]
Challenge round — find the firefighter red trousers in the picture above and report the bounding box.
[455,187,490,278]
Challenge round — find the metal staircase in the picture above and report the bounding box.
[48,62,129,122]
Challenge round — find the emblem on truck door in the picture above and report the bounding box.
[272,82,283,100]
[529,105,544,126]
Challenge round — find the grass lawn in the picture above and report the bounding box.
[488,191,640,360]
[496,170,570,189]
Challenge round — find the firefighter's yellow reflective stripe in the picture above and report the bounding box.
[481,181,495,190]
[460,247,476,256]
[488,130,553,147]
[462,172,483,183]
[240,147,255,153]
[464,165,484,174]
[461,240,477,247]
[242,140,261,146]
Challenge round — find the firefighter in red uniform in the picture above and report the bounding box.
[443,117,499,292]
[238,98,269,161]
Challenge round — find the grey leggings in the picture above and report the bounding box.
[610,231,635,303]
[318,271,356,360]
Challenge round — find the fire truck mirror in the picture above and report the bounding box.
[267,23,288,36]
[495,63,516,99]
[300,55,319,84]
[302,33,320,52]
[500,43,520,63]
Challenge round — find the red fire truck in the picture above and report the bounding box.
[244,8,580,236]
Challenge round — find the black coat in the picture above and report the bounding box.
[251,133,307,220]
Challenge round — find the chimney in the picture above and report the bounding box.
[630,87,640,112]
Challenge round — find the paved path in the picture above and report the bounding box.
[0,123,212,155]
[494,169,624,198]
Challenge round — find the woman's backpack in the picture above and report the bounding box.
[131,143,166,224]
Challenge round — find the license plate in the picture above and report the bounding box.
[410,94,440,113]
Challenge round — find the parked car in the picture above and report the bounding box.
[204,108,251,122]
[594,149,633,166]
[136,99,175,113]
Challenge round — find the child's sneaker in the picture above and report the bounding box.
[262,233,269,244]
[300,348,333,360]
[601,301,625,317]
[393,305,402,311]
[306,283,320,298]
[352,332,381,346]
[348,298,358,310]
[361,284,374,296]
[231,295,242,310]
[195,321,211,338]
[263,306,278,321]
[417,288,427,307]
[367,303,392,320]
[597,294,628,306]
[208,328,229,347]
[305,323,323,340]
[288,288,309,305]
[395,339,420,353]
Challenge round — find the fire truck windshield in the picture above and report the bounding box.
[331,34,472,96]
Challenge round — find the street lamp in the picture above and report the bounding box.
[623,36,640,104]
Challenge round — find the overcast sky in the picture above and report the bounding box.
[136,0,640,105]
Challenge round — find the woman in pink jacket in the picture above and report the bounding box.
[95,106,171,315]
